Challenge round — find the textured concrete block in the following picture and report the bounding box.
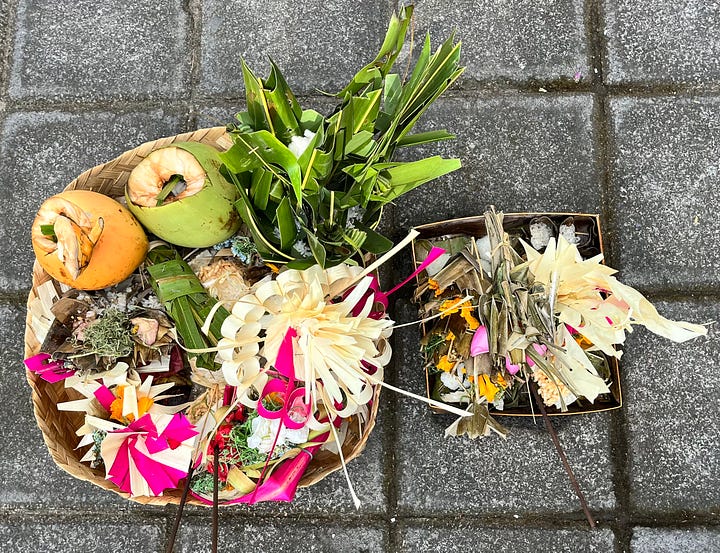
[0,304,153,508]
[406,0,589,84]
[394,94,600,229]
[175,519,386,553]
[608,97,720,289]
[603,1,720,85]
[199,0,393,96]
[0,518,165,553]
[623,300,719,513]
[392,301,616,515]
[399,523,616,552]
[0,110,182,292]
[631,527,720,552]
[10,0,190,101]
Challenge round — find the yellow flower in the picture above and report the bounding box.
[439,298,480,330]
[445,330,456,342]
[437,355,455,372]
[477,374,499,402]
[428,278,443,296]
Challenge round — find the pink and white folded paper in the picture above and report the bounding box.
[100,412,198,497]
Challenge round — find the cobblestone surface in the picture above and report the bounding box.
[398,523,616,552]
[622,300,719,513]
[10,0,191,101]
[406,0,589,84]
[631,527,720,552]
[394,94,600,229]
[603,0,720,85]
[1,1,718,552]
[607,97,720,290]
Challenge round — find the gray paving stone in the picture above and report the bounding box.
[392,300,616,515]
[405,0,589,84]
[603,1,720,85]
[608,97,720,289]
[631,527,720,553]
[394,94,600,229]
[175,519,386,553]
[0,304,160,509]
[10,0,190,101]
[0,109,182,292]
[199,0,393,96]
[398,523,616,552]
[623,300,719,513]
[0,518,166,553]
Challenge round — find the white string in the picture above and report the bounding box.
[329,419,361,509]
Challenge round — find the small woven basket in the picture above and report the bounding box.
[23,127,379,506]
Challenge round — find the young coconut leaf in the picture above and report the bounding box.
[223,5,464,267]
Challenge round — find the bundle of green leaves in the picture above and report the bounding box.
[221,5,464,268]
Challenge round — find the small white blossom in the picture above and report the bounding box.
[247,416,309,455]
[288,129,316,159]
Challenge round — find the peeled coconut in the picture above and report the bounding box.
[125,142,240,248]
[31,190,148,290]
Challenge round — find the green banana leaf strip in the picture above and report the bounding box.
[264,59,303,143]
[275,196,298,251]
[370,157,462,204]
[224,131,303,207]
[145,246,230,370]
[352,223,393,254]
[249,169,273,211]
[337,5,413,96]
[397,130,456,148]
[241,59,273,133]
[305,231,327,267]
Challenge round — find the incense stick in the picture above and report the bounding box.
[529,379,596,528]
[212,444,220,552]
[165,463,195,553]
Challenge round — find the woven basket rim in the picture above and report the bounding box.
[24,127,379,506]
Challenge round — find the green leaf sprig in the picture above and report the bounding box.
[222,5,464,268]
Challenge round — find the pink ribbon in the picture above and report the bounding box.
[256,328,311,430]
[24,353,75,383]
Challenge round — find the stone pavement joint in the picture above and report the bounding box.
[0,1,718,552]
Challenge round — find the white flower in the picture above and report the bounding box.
[247,416,309,455]
[475,236,492,276]
[440,370,463,391]
[288,129,316,159]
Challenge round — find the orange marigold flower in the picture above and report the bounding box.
[437,355,455,372]
[496,373,508,388]
[477,374,500,402]
[428,278,443,296]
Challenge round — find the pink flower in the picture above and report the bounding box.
[504,343,548,375]
[470,326,490,356]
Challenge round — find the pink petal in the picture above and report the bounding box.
[470,326,490,356]
[505,357,521,375]
[526,343,548,368]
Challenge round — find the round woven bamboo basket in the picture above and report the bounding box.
[24,126,380,506]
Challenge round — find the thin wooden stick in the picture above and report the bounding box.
[165,463,195,553]
[529,379,596,529]
[212,444,220,553]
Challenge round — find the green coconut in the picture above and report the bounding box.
[125,142,240,248]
